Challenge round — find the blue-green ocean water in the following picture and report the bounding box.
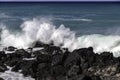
[0,2,120,35]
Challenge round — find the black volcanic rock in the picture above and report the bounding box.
[91,76,101,80]
[0,77,4,80]
[52,65,66,77]
[100,52,114,65]
[0,51,6,63]
[7,46,16,51]
[0,63,7,72]
[4,49,30,67]
[12,59,37,77]
[33,41,47,48]
[52,53,64,66]
[5,53,23,67]
[36,63,52,80]
[37,53,52,63]
[2,44,120,80]
[15,49,31,58]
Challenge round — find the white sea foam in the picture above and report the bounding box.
[54,18,92,22]
[1,18,120,57]
[0,70,34,80]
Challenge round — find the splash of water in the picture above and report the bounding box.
[1,18,120,57]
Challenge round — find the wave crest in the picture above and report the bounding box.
[1,18,120,57]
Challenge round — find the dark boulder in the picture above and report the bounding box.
[0,77,4,80]
[68,74,92,80]
[64,51,80,69]
[37,53,52,63]
[5,53,22,67]
[7,46,16,51]
[0,63,7,72]
[94,52,114,66]
[67,65,80,77]
[33,41,47,48]
[45,45,62,55]
[12,60,37,78]
[78,75,92,80]
[36,63,51,80]
[0,51,6,63]
[52,53,64,66]
[91,76,101,80]
[33,41,62,55]
[52,65,66,77]
[72,47,95,67]
[15,49,31,58]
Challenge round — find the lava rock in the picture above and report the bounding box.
[52,53,64,66]
[12,60,37,77]
[0,51,6,63]
[64,51,80,69]
[0,77,4,80]
[33,41,47,48]
[36,63,51,80]
[7,46,16,51]
[99,52,114,65]
[5,53,23,67]
[68,74,92,80]
[37,53,52,63]
[0,63,7,72]
[52,65,66,77]
[91,76,101,80]
[15,49,31,58]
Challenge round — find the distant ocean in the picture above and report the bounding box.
[0,2,120,57]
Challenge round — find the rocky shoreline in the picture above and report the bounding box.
[0,42,120,80]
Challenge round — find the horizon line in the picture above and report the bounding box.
[0,0,120,2]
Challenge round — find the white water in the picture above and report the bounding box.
[0,66,34,80]
[1,18,120,57]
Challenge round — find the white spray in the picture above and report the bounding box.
[1,18,120,57]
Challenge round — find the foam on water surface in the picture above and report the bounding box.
[1,18,120,57]
[0,66,34,80]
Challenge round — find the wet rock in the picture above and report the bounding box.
[67,65,80,77]
[5,53,23,67]
[52,53,64,66]
[99,52,114,65]
[36,63,51,80]
[7,46,16,51]
[12,60,37,76]
[45,45,62,55]
[0,51,6,63]
[68,74,92,80]
[64,50,80,68]
[0,63,7,72]
[52,65,66,77]
[33,41,47,48]
[0,77,4,80]
[56,75,66,80]
[36,51,52,63]
[91,76,101,80]
[15,49,31,58]
[1,43,120,80]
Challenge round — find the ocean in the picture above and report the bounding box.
[0,2,120,80]
[0,2,120,56]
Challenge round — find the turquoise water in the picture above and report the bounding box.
[0,2,120,35]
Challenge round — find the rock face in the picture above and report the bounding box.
[0,77,4,80]
[1,42,120,80]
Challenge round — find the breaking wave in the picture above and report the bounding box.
[1,18,120,57]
